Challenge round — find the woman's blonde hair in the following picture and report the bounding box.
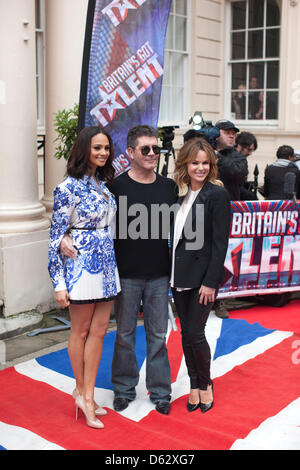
[174,137,223,196]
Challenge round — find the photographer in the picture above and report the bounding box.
[210,119,248,318]
[235,131,258,200]
[263,145,300,200]
[235,131,257,157]
[215,120,248,201]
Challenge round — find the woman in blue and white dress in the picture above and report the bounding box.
[48,126,120,429]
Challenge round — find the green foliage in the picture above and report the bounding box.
[53,104,79,160]
[157,127,164,143]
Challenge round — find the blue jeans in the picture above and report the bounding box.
[112,277,171,403]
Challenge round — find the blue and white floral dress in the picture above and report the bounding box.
[48,175,121,303]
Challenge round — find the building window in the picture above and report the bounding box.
[35,0,45,129]
[229,0,280,123]
[158,0,189,126]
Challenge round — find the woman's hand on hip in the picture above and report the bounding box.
[198,285,216,305]
[55,290,70,308]
[60,234,76,259]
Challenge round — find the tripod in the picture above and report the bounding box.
[156,126,178,177]
[157,146,176,177]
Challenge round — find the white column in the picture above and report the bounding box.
[42,0,89,217]
[0,0,49,233]
[0,0,50,317]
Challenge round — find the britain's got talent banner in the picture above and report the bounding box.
[218,200,300,298]
[78,0,172,176]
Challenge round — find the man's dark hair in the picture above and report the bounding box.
[276,145,294,160]
[127,125,157,149]
[235,131,257,151]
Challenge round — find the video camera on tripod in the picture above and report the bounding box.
[157,125,179,177]
[184,112,220,149]
[157,113,220,176]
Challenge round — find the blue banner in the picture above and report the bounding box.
[79,0,172,176]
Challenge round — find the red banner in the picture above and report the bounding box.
[218,200,300,298]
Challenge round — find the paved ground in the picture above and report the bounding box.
[0,310,68,370]
[0,309,119,370]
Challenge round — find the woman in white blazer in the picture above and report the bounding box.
[170,137,230,413]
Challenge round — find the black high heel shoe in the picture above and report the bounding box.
[187,401,201,412]
[200,382,213,414]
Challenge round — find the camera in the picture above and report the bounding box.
[159,126,179,150]
[184,112,220,149]
[157,126,179,177]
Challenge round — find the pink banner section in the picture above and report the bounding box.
[218,200,300,298]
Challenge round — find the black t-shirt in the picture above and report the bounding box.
[107,171,177,279]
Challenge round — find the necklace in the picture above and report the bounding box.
[93,176,108,200]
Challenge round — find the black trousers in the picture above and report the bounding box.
[172,288,213,390]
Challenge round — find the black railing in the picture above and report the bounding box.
[246,164,259,198]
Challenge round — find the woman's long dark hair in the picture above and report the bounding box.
[67,126,115,183]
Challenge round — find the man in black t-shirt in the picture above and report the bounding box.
[109,172,176,280]
[108,125,177,415]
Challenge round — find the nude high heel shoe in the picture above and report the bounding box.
[75,394,104,429]
[72,388,107,416]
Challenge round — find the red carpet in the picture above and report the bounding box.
[229,298,300,333]
[0,300,299,450]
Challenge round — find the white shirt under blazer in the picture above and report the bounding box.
[170,181,231,291]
